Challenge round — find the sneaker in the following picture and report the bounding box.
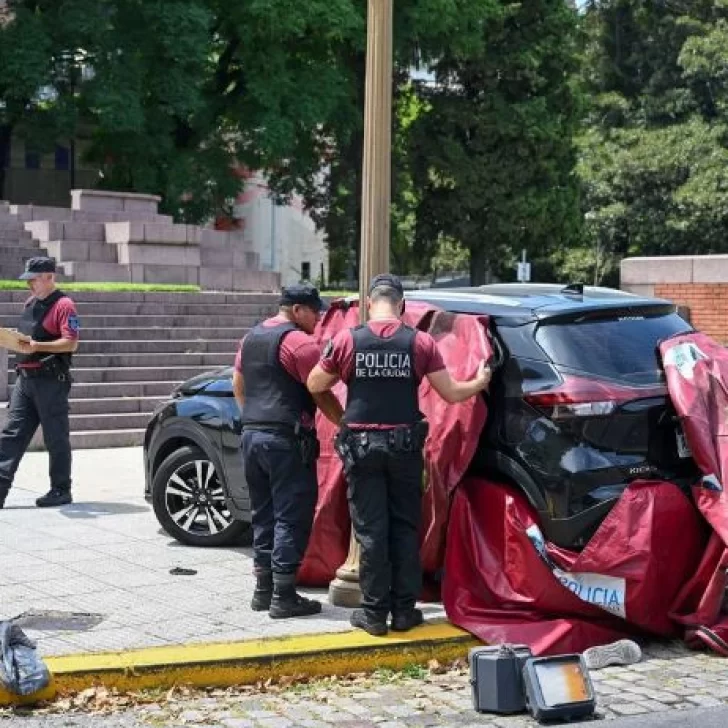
[35,489,72,508]
[583,639,642,670]
[391,608,424,632]
[350,608,388,637]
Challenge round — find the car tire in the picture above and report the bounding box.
[152,444,250,547]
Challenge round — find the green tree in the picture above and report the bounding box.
[576,0,728,283]
[0,0,363,224]
[410,0,582,284]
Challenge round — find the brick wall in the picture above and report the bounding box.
[654,283,728,342]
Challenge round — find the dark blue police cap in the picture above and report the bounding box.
[19,256,57,280]
[279,283,327,312]
[368,273,404,296]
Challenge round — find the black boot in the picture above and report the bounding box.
[269,572,322,619]
[250,568,273,611]
[0,481,9,509]
[36,488,72,508]
[391,608,424,632]
[351,608,388,637]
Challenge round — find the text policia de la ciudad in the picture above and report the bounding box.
[354,351,412,379]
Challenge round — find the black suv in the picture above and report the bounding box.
[144,283,697,550]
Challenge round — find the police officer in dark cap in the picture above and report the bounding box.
[0,257,80,509]
[308,273,491,636]
[233,283,343,619]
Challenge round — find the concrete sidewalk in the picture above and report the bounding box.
[1,447,447,659]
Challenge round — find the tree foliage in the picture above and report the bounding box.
[575,0,728,286]
[409,0,583,284]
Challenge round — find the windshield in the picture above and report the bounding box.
[535,313,692,385]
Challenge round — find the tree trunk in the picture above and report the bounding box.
[469,243,487,286]
[0,124,12,201]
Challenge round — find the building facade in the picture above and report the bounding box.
[233,172,328,288]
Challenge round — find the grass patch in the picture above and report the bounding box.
[321,290,357,298]
[0,280,200,292]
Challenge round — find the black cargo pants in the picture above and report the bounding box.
[345,437,424,619]
[241,429,318,575]
[0,372,72,494]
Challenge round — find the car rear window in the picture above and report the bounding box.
[535,313,692,385]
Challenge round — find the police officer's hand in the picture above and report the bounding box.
[475,360,492,390]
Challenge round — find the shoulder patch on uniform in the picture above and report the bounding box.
[323,339,334,358]
[67,313,80,332]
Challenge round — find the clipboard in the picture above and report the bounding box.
[0,328,30,353]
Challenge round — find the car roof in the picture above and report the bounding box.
[401,283,675,323]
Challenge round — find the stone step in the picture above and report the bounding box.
[26,221,106,243]
[4,206,174,225]
[59,261,132,282]
[0,300,273,316]
[68,327,247,341]
[40,240,119,264]
[74,211,174,224]
[69,429,145,449]
[57,380,182,399]
[74,339,240,354]
[0,221,27,233]
[9,365,224,384]
[50,352,234,369]
[26,428,146,451]
[66,313,261,327]
[8,204,76,222]
[0,229,32,240]
[0,245,42,262]
[69,395,165,415]
[0,291,279,304]
[68,411,151,431]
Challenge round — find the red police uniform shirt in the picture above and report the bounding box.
[18,295,80,369]
[320,319,446,429]
[234,315,321,427]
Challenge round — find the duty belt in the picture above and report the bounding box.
[334,421,429,474]
[16,368,69,381]
[242,421,320,465]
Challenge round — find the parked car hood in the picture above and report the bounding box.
[175,367,233,396]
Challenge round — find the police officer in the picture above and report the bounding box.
[233,283,343,619]
[0,257,80,509]
[307,273,491,636]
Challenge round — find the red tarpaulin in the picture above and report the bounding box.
[298,301,491,586]
[443,330,728,656]
[301,308,728,658]
[661,333,728,655]
[443,478,707,655]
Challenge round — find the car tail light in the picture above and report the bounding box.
[524,376,666,420]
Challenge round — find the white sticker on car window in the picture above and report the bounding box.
[663,341,707,380]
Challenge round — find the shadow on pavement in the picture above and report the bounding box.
[58,501,150,518]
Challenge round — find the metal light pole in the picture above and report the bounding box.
[328,0,393,608]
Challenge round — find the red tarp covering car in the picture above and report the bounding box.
[298,300,492,585]
[444,330,728,656]
[301,306,728,658]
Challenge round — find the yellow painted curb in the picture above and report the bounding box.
[0,619,481,706]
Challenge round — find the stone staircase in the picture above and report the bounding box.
[0,190,280,290]
[0,290,279,450]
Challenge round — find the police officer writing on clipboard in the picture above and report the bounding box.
[233,284,343,619]
[307,274,491,636]
[0,257,80,509]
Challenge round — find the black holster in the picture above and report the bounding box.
[334,427,361,475]
[297,426,320,466]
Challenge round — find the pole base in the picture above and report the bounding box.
[328,577,362,608]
